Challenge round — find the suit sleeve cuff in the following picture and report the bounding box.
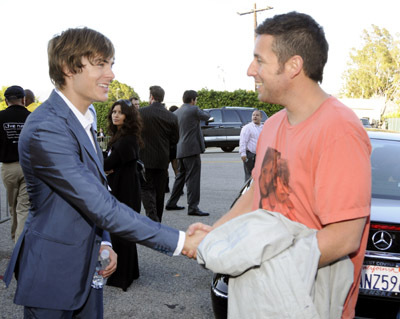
[173,231,186,256]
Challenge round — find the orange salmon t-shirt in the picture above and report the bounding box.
[252,97,371,319]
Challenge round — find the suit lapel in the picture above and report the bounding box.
[70,116,107,181]
[49,91,107,182]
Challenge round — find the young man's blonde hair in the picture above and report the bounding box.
[48,27,115,89]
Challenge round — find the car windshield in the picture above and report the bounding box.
[370,138,400,200]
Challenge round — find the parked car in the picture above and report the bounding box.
[210,129,400,319]
[201,107,268,152]
[361,118,372,128]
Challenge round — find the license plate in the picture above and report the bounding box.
[360,265,400,292]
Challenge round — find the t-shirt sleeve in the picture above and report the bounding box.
[315,131,371,225]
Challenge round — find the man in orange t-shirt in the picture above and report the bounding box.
[210,12,371,318]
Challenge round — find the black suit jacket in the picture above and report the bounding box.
[175,104,210,158]
[139,102,179,169]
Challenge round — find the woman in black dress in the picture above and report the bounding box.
[104,99,143,291]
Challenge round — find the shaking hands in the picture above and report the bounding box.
[182,222,213,259]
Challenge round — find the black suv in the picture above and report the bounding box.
[201,107,268,152]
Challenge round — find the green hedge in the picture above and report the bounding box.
[197,89,283,117]
[94,88,284,133]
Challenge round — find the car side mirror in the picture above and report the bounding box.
[206,117,214,124]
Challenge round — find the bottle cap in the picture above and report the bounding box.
[100,249,110,259]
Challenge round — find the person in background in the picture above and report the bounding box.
[165,90,211,217]
[0,85,30,243]
[129,96,140,109]
[166,105,179,193]
[3,27,207,319]
[139,86,179,222]
[239,109,264,181]
[24,89,35,107]
[104,99,142,291]
[97,127,105,141]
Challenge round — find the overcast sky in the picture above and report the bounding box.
[1,0,399,105]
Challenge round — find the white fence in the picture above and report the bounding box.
[387,118,400,132]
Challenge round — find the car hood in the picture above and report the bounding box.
[370,197,400,223]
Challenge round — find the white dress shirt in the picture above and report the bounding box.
[239,122,264,157]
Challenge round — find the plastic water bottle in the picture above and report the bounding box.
[91,249,110,289]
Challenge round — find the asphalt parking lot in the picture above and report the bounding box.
[0,148,244,319]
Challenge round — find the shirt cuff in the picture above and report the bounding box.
[173,231,186,256]
[101,241,112,247]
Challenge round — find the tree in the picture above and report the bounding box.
[107,80,139,101]
[0,86,8,111]
[341,25,400,117]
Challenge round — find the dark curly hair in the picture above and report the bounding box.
[107,99,144,148]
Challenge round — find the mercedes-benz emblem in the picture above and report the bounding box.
[372,230,393,250]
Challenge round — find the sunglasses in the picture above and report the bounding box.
[116,99,133,107]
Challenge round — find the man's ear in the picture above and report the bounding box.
[63,67,73,77]
[286,55,303,79]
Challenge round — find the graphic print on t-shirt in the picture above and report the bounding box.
[258,147,294,217]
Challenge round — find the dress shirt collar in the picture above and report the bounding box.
[55,89,96,151]
[55,89,94,131]
[250,122,263,129]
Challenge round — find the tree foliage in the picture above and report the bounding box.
[197,89,283,117]
[0,86,7,111]
[341,25,400,115]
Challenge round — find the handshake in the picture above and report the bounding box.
[182,222,213,259]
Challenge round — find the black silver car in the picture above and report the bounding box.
[201,107,268,152]
[356,129,400,318]
[211,129,400,319]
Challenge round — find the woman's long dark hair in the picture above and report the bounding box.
[107,99,144,148]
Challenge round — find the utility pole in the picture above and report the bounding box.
[238,3,273,91]
[237,3,273,42]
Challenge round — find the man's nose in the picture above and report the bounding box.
[106,66,115,80]
[247,60,256,77]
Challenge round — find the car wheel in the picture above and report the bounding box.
[221,146,235,152]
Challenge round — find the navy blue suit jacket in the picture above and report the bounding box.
[3,90,179,310]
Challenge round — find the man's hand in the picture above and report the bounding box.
[182,223,212,259]
[186,222,213,236]
[241,155,247,162]
[99,245,117,278]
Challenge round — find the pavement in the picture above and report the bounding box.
[0,148,244,319]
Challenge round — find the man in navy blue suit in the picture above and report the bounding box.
[3,27,208,319]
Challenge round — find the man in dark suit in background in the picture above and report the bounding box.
[166,90,211,216]
[3,28,205,319]
[139,86,179,222]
